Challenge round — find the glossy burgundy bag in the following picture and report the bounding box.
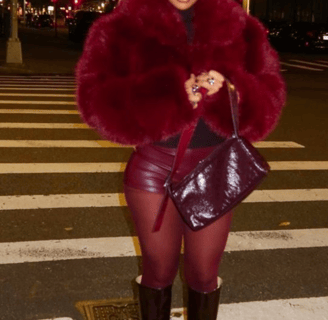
[152,80,270,232]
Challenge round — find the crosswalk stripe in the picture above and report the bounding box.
[172,297,328,320]
[0,100,76,105]
[289,59,328,68]
[0,93,75,97]
[316,60,328,64]
[0,88,75,91]
[268,161,328,170]
[0,84,75,88]
[0,123,88,129]
[280,62,323,71]
[0,75,75,79]
[0,161,327,174]
[0,140,305,148]
[0,163,127,173]
[0,189,327,210]
[0,228,327,264]
[0,109,78,114]
[0,81,75,84]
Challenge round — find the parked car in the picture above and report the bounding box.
[273,22,328,52]
[68,11,102,43]
[32,14,54,29]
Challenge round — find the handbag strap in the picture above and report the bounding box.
[152,78,238,232]
[226,79,239,137]
[152,122,197,232]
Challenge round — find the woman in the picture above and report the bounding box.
[76,0,286,319]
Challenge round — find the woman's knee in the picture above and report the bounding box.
[142,255,179,287]
[184,266,218,292]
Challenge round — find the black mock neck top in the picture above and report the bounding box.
[153,6,225,148]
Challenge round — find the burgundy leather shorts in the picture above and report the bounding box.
[124,144,216,194]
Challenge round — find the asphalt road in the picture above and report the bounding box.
[0,27,327,320]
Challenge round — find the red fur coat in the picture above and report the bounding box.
[76,0,286,145]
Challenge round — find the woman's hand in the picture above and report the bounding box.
[184,74,202,109]
[196,70,225,96]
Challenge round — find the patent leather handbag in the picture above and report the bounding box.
[152,80,270,232]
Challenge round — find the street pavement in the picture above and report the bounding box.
[0,26,328,320]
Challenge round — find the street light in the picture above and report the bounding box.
[243,0,250,14]
[6,0,23,64]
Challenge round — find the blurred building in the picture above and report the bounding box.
[249,0,328,23]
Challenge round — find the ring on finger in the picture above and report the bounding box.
[207,77,215,86]
[192,84,199,94]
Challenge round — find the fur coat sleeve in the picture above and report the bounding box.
[76,16,194,145]
[202,15,286,142]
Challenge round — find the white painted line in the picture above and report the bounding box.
[0,100,75,105]
[0,189,327,210]
[0,93,75,97]
[316,60,328,64]
[0,123,88,129]
[0,229,327,264]
[0,88,75,91]
[0,140,304,148]
[244,189,328,203]
[0,193,126,210]
[0,161,327,174]
[252,141,304,148]
[0,75,74,79]
[0,81,75,84]
[280,62,323,71]
[172,297,328,320]
[0,140,123,148]
[0,84,75,88]
[0,163,127,173]
[268,161,328,170]
[0,109,78,114]
[38,318,73,320]
[289,59,328,68]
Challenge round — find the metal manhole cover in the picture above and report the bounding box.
[76,298,140,320]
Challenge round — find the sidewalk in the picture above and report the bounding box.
[0,25,83,74]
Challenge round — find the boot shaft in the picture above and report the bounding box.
[187,277,222,320]
[136,275,172,320]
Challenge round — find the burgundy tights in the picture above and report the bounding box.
[124,185,233,293]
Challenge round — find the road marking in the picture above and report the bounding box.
[252,141,304,148]
[172,297,328,320]
[268,161,328,170]
[0,189,327,210]
[0,123,88,129]
[0,75,75,79]
[0,88,75,91]
[0,161,327,174]
[0,140,305,148]
[0,109,78,114]
[289,59,328,68]
[280,62,323,71]
[0,163,127,173]
[0,100,75,105]
[0,228,327,264]
[38,318,73,320]
[0,84,75,88]
[0,80,75,85]
[0,93,75,97]
[316,60,328,64]
[243,189,328,203]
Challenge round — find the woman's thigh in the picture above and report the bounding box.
[182,211,233,290]
[124,185,185,285]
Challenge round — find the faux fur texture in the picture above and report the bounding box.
[76,0,286,145]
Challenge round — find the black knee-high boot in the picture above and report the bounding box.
[135,276,172,320]
[187,277,222,320]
